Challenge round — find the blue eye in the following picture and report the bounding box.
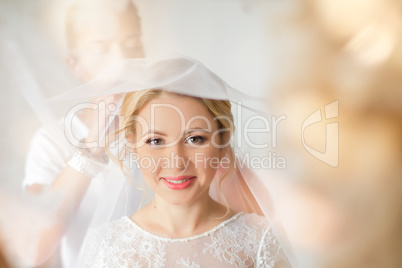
[186,136,206,145]
[146,138,163,146]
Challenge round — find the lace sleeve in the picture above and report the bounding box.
[256,224,293,268]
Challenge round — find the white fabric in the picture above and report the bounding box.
[23,116,87,188]
[77,212,289,267]
[22,117,105,268]
[49,56,266,112]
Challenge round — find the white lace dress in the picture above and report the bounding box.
[77,212,290,267]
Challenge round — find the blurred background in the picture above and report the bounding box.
[1,0,402,267]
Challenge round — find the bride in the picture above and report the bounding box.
[62,56,291,267]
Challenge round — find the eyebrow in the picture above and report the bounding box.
[90,40,108,44]
[89,33,140,44]
[141,128,211,138]
[142,130,167,137]
[184,128,211,135]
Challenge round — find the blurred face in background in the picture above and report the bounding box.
[66,2,144,81]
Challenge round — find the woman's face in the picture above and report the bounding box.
[131,94,224,205]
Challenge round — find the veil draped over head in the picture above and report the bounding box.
[48,55,294,266]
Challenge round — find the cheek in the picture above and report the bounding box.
[191,147,221,175]
[136,147,168,162]
[135,148,161,176]
[201,146,221,159]
[81,55,109,72]
[74,57,106,81]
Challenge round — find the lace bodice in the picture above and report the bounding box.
[77,212,289,267]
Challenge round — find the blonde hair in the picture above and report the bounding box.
[107,89,235,214]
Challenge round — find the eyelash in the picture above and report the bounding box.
[144,135,207,146]
[185,135,206,145]
[145,138,163,146]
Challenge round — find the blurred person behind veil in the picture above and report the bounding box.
[21,0,144,266]
[262,0,402,267]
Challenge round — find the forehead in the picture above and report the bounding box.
[136,94,217,130]
[72,6,141,40]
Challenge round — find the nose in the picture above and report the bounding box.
[108,43,126,61]
[167,144,189,173]
[109,41,144,60]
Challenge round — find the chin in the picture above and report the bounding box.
[163,195,195,206]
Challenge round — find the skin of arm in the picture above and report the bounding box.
[24,107,106,266]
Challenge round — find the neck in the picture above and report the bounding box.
[139,192,230,238]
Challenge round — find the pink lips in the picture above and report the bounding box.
[161,175,196,190]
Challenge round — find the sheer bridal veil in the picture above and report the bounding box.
[49,55,295,267]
